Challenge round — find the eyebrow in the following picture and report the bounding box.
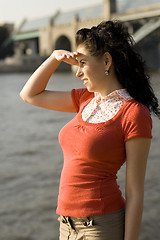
[76,52,83,57]
[80,59,86,62]
[76,53,86,59]
[76,56,87,62]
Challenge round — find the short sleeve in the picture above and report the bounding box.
[122,101,152,142]
[71,88,92,112]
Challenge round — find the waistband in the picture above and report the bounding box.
[58,207,125,231]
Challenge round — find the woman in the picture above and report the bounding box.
[20,21,160,240]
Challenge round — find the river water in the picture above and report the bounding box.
[0,71,160,240]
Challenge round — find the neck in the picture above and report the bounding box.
[99,76,123,98]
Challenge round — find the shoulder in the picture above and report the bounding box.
[71,88,94,112]
[71,88,93,99]
[121,100,152,141]
[122,99,151,120]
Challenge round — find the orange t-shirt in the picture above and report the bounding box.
[56,88,152,217]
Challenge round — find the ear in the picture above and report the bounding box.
[103,52,112,70]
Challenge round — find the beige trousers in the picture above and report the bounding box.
[58,208,125,240]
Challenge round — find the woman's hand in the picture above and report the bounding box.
[53,50,79,66]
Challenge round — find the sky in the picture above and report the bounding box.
[1,0,159,28]
[0,0,102,27]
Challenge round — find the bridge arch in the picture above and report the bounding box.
[55,35,71,51]
[55,35,72,71]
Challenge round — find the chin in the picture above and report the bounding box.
[86,86,95,92]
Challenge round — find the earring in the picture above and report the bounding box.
[105,70,109,75]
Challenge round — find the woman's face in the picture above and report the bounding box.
[76,44,107,93]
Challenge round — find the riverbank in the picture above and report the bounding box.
[0,55,47,73]
[0,72,159,240]
[0,54,72,73]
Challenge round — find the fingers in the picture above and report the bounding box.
[54,50,80,65]
[61,51,79,65]
[64,52,78,59]
[53,50,79,62]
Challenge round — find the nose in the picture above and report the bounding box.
[76,67,83,78]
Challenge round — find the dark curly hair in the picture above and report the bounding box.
[76,20,160,118]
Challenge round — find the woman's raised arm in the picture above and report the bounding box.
[20,50,78,112]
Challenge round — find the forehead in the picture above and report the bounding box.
[76,44,104,62]
[76,45,89,58]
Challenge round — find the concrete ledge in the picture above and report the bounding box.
[0,55,72,73]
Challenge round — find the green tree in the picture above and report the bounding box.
[0,26,14,59]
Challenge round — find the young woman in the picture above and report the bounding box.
[20,21,160,240]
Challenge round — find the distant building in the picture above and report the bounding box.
[13,16,54,56]
[12,0,160,70]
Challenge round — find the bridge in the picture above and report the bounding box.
[13,0,160,71]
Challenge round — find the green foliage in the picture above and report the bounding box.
[0,26,9,47]
[0,26,14,59]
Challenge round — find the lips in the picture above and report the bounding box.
[82,80,88,86]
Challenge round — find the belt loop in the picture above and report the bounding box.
[62,216,67,223]
[61,216,73,229]
[61,216,72,239]
[68,217,76,231]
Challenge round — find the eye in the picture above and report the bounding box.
[79,61,85,67]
